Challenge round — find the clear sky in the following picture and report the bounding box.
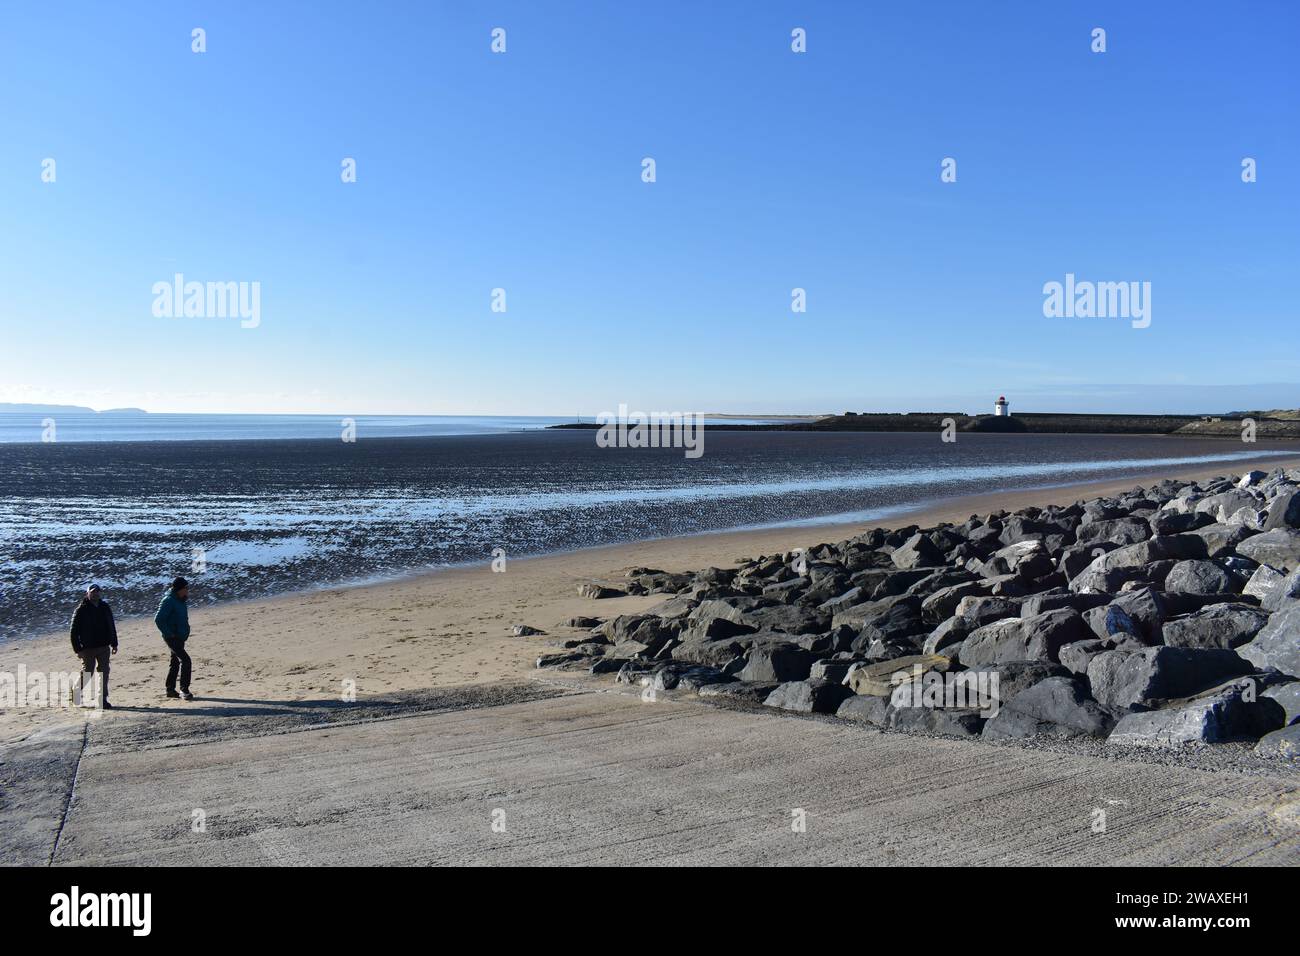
[2,1,1296,416]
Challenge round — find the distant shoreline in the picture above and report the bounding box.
[553,411,1300,439]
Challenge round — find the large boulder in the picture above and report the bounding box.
[1236,602,1300,678]
[1186,523,1253,558]
[602,614,681,657]
[835,694,891,725]
[982,676,1115,740]
[1019,591,1110,619]
[671,635,751,668]
[764,678,852,714]
[697,680,779,703]
[961,660,1071,704]
[1086,647,1254,712]
[739,604,828,635]
[1235,528,1300,573]
[1254,724,1300,758]
[883,705,985,737]
[736,643,815,683]
[687,599,751,629]
[850,598,929,651]
[1261,682,1300,727]
[1262,489,1300,531]
[1083,588,1168,644]
[958,609,1091,666]
[1242,565,1299,610]
[920,581,990,621]
[1163,559,1239,596]
[921,616,971,656]
[578,583,626,599]
[1058,638,1108,676]
[891,533,945,569]
[1160,603,1269,650]
[1108,681,1281,747]
[1075,517,1152,547]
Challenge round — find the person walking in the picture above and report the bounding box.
[154,576,194,700]
[70,584,117,709]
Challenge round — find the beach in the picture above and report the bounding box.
[5,453,1300,743]
[4,454,1300,867]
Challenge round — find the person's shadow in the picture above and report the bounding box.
[104,696,367,719]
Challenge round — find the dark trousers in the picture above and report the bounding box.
[164,639,192,692]
[78,646,111,704]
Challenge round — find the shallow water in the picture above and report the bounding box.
[0,430,1292,640]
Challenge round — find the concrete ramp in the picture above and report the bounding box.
[4,684,1297,866]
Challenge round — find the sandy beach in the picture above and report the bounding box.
[5,455,1300,743]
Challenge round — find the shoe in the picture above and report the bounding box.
[102,701,114,710]
[181,691,194,701]
[166,689,181,699]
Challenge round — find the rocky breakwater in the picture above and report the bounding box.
[537,468,1300,758]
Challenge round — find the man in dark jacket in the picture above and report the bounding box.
[154,576,195,700]
[70,584,117,709]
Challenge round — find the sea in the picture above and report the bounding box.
[0,412,1293,641]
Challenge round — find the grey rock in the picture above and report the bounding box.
[809,658,857,684]
[697,680,779,703]
[921,616,970,656]
[764,678,853,714]
[1058,638,1108,676]
[1187,523,1253,558]
[920,581,990,621]
[578,583,626,599]
[1241,564,1290,609]
[884,705,985,736]
[1086,647,1254,712]
[736,643,815,683]
[1085,588,1168,644]
[983,676,1115,740]
[1160,603,1270,650]
[1261,682,1300,726]
[1236,602,1300,678]
[958,609,1091,666]
[1163,559,1239,596]
[1254,724,1300,758]
[835,694,890,725]
[962,660,1071,703]
[891,533,945,569]
[642,596,697,620]
[603,614,681,658]
[1234,528,1300,573]
[1108,681,1280,747]
[1262,489,1300,531]
[1020,591,1110,619]
[1075,517,1152,547]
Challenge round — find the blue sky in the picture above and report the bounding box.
[1,1,1296,416]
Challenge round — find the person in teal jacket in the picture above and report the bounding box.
[154,576,194,700]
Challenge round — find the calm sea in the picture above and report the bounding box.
[0,425,1293,640]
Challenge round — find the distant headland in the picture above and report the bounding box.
[0,403,148,415]
[552,407,1300,439]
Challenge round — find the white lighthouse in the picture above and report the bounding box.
[994,395,1009,417]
